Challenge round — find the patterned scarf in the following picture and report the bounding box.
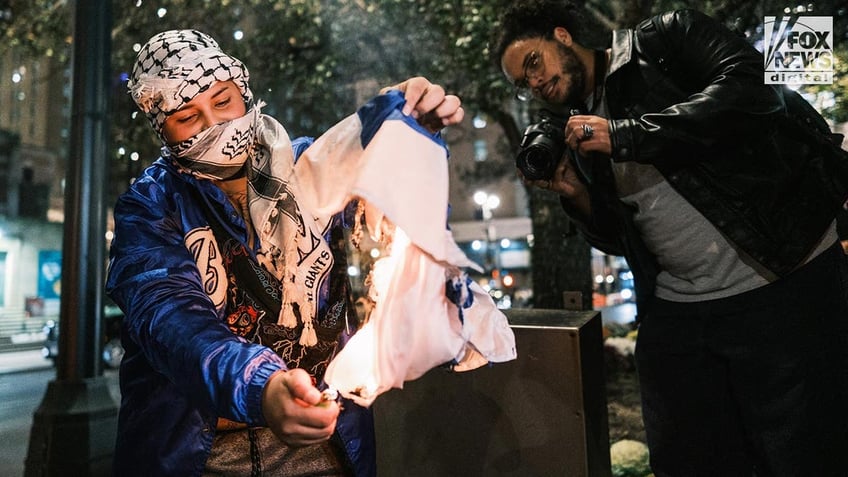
[128,29,252,137]
[166,106,259,181]
[128,30,331,346]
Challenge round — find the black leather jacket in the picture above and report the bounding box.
[571,9,848,315]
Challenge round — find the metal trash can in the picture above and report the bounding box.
[374,308,611,477]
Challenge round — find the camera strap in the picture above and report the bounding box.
[572,49,608,185]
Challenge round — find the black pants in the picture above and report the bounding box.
[636,243,848,477]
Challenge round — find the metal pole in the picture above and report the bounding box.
[24,0,118,475]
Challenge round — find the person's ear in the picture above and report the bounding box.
[554,27,573,46]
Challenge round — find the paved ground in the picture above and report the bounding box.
[0,349,53,375]
[0,349,56,476]
[0,353,119,476]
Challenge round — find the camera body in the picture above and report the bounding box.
[516,111,569,181]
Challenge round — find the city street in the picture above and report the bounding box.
[0,352,119,476]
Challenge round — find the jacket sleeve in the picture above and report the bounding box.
[105,177,286,426]
[609,9,785,165]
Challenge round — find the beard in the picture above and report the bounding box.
[552,42,587,106]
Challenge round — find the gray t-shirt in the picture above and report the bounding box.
[611,160,836,302]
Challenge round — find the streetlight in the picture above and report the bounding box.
[473,190,500,275]
[473,190,500,222]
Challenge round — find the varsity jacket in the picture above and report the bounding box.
[105,137,375,477]
[568,9,848,316]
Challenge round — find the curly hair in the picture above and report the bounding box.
[489,0,587,67]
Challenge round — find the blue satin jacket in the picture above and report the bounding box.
[105,137,375,477]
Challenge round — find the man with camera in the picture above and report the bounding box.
[492,1,848,475]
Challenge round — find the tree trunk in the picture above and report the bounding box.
[528,187,593,310]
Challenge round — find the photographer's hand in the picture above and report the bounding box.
[565,115,611,156]
[521,155,591,218]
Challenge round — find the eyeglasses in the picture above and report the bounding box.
[514,47,544,102]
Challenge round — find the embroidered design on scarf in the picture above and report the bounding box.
[247,123,335,347]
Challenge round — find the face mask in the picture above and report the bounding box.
[166,107,258,180]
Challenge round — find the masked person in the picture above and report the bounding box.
[106,29,464,477]
[492,2,848,475]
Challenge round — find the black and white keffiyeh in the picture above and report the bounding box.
[129,29,252,137]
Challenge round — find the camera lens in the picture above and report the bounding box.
[520,147,553,180]
[516,116,566,181]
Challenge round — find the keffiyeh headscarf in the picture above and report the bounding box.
[129,30,333,347]
[129,29,252,138]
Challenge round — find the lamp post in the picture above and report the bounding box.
[473,191,500,274]
[25,1,118,475]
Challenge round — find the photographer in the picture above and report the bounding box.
[492,1,848,475]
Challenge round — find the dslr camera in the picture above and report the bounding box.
[516,109,581,181]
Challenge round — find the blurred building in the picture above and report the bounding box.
[0,51,69,350]
[0,52,68,221]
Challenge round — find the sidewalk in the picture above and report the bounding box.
[0,349,53,374]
